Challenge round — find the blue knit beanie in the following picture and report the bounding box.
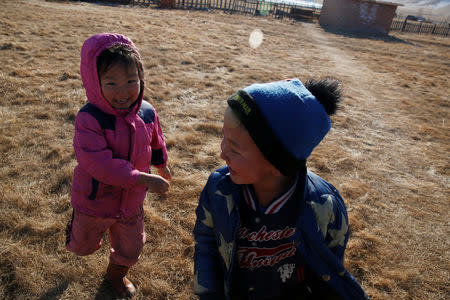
[227,78,331,176]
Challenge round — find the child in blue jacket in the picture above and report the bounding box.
[193,78,369,300]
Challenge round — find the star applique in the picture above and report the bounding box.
[215,190,235,215]
[200,205,214,228]
[327,212,348,248]
[194,270,210,294]
[218,232,233,270]
[308,195,335,238]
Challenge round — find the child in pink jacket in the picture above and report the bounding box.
[66,33,172,297]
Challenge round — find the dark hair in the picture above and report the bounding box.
[305,78,342,115]
[96,44,144,81]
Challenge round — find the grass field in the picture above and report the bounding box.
[0,0,449,299]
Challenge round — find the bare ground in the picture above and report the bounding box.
[0,0,449,299]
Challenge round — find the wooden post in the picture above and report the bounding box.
[401,18,407,31]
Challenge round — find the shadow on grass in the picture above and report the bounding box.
[37,281,69,300]
[94,277,123,300]
[37,278,125,299]
[321,25,417,45]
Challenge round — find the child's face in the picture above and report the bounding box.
[221,108,276,185]
[99,61,141,109]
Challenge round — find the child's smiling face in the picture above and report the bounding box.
[99,61,140,109]
[220,108,276,185]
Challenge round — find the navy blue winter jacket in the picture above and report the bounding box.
[193,166,369,300]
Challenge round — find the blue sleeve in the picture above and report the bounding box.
[324,188,349,264]
[305,173,349,264]
[193,181,225,298]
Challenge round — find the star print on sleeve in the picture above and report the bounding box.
[215,190,235,215]
[307,195,335,238]
[194,270,210,294]
[327,212,348,248]
[218,232,234,270]
[200,205,214,228]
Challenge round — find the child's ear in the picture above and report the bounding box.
[270,167,283,177]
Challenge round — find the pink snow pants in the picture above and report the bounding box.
[65,207,146,267]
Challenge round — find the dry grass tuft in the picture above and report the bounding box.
[0,0,449,299]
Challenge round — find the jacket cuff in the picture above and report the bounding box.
[129,169,141,186]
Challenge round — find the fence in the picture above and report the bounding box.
[133,0,320,21]
[390,17,450,37]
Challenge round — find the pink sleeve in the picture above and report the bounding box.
[150,111,169,167]
[73,112,140,188]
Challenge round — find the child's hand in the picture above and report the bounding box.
[157,165,172,182]
[138,172,170,194]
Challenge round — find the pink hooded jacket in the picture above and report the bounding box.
[71,33,168,218]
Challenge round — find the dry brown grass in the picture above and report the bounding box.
[0,0,449,299]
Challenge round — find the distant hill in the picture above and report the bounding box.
[397,0,449,8]
[394,0,450,20]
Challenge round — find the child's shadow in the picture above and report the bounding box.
[94,278,123,300]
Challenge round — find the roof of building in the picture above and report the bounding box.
[357,0,403,6]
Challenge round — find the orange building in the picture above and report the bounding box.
[319,0,403,35]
